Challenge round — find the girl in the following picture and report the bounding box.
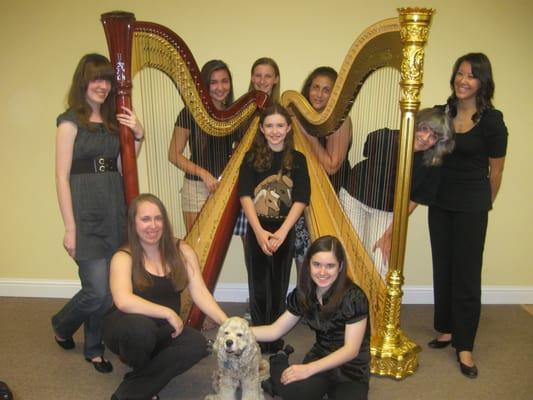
[253,235,370,400]
[168,59,237,232]
[103,193,227,400]
[238,103,310,353]
[426,53,507,378]
[52,53,144,373]
[292,67,353,266]
[234,58,282,258]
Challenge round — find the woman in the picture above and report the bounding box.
[427,53,507,378]
[348,107,454,275]
[168,59,237,232]
[253,236,370,400]
[238,104,310,353]
[293,66,353,265]
[103,193,227,399]
[52,53,144,373]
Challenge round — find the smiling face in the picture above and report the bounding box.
[135,201,164,246]
[85,78,111,110]
[308,75,334,111]
[260,113,291,152]
[251,64,279,96]
[208,69,231,109]
[310,250,341,296]
[414,126,438,152]
[453,61,481,103]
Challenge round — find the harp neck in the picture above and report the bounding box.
[281,17,402,137]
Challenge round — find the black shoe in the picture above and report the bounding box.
[261,378,277,397]
[282,344,294,356]
[456,351,478,378]
[85,357,113,374]
[54,335,75,350]
[427,337,452,349]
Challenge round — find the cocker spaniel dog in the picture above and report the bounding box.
[205,316,269,400]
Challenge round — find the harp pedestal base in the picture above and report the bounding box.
[370,330,421,379]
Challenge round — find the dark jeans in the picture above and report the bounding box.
[428,206,488,351]
[103,311,208,400]
[245,220,294,327]
[51,257,112,358]
[269,353,368,400]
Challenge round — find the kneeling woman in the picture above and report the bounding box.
[252,236,370,400]
[103,193,227,400]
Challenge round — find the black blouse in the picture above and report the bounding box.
[286,284,371,384]
[434,108,508,212]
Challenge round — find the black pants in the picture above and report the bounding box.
[428,206,488,351]
[103,310,207,400]
[245,220,294,327]
[269,353,368,400]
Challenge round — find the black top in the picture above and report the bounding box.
[57,110,126,260]
[347,128,440,211]
[133,273,181,326]
[238,150,310,220]
[434,107,508,212]
[175,107,238,181]
[286,284,370,384]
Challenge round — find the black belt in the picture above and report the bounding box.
[70,157,118,174]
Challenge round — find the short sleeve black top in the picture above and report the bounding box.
[238,150,310,220]
[175,107,238,181]
[286,283,371,384]
[434,108,508,212]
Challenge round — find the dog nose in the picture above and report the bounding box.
[225,339,233,347]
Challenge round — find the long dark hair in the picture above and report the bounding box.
[297,235,352,319]
[447,52,495,123]
[249,103,294,173]
[301,66,338,104]
[200,59,234,106]
[67,53,117,133]
[248,57,281,103]
[126,193,188,292]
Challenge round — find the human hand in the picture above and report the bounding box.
[268,228,288,253]
[200,171,219,193]
[372,228,392,266]
[280,364,312,385]
[63,229,76,258]
[166,310,184,338]
[256,228,274,256]
[117,106,145,140]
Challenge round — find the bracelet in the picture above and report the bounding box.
[134,136,144,142]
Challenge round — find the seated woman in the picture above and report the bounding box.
[252,235,370,400]
[292,67,353,266]
[103,193,227,400]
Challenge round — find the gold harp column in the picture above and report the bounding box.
[370,8,434,379]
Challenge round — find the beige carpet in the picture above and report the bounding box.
[1,298,532,400]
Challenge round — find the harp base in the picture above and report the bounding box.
[370,330,421,379]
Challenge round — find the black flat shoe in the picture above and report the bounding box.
[427,337,452,349]
[458,360,478,378]
[54,335,75,350]
[85,357,113,374]
[456,350,478,378]
[261,378,277,397]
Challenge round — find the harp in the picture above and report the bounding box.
[281,8,434,378]
[100,11,267,328]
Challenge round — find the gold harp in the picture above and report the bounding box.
[100,11,267,328]
[281,8,434,378]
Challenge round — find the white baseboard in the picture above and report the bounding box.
[1,279,532,304]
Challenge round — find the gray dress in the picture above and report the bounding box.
[58,110,126,260]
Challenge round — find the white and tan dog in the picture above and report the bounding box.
[205,317,269,400]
